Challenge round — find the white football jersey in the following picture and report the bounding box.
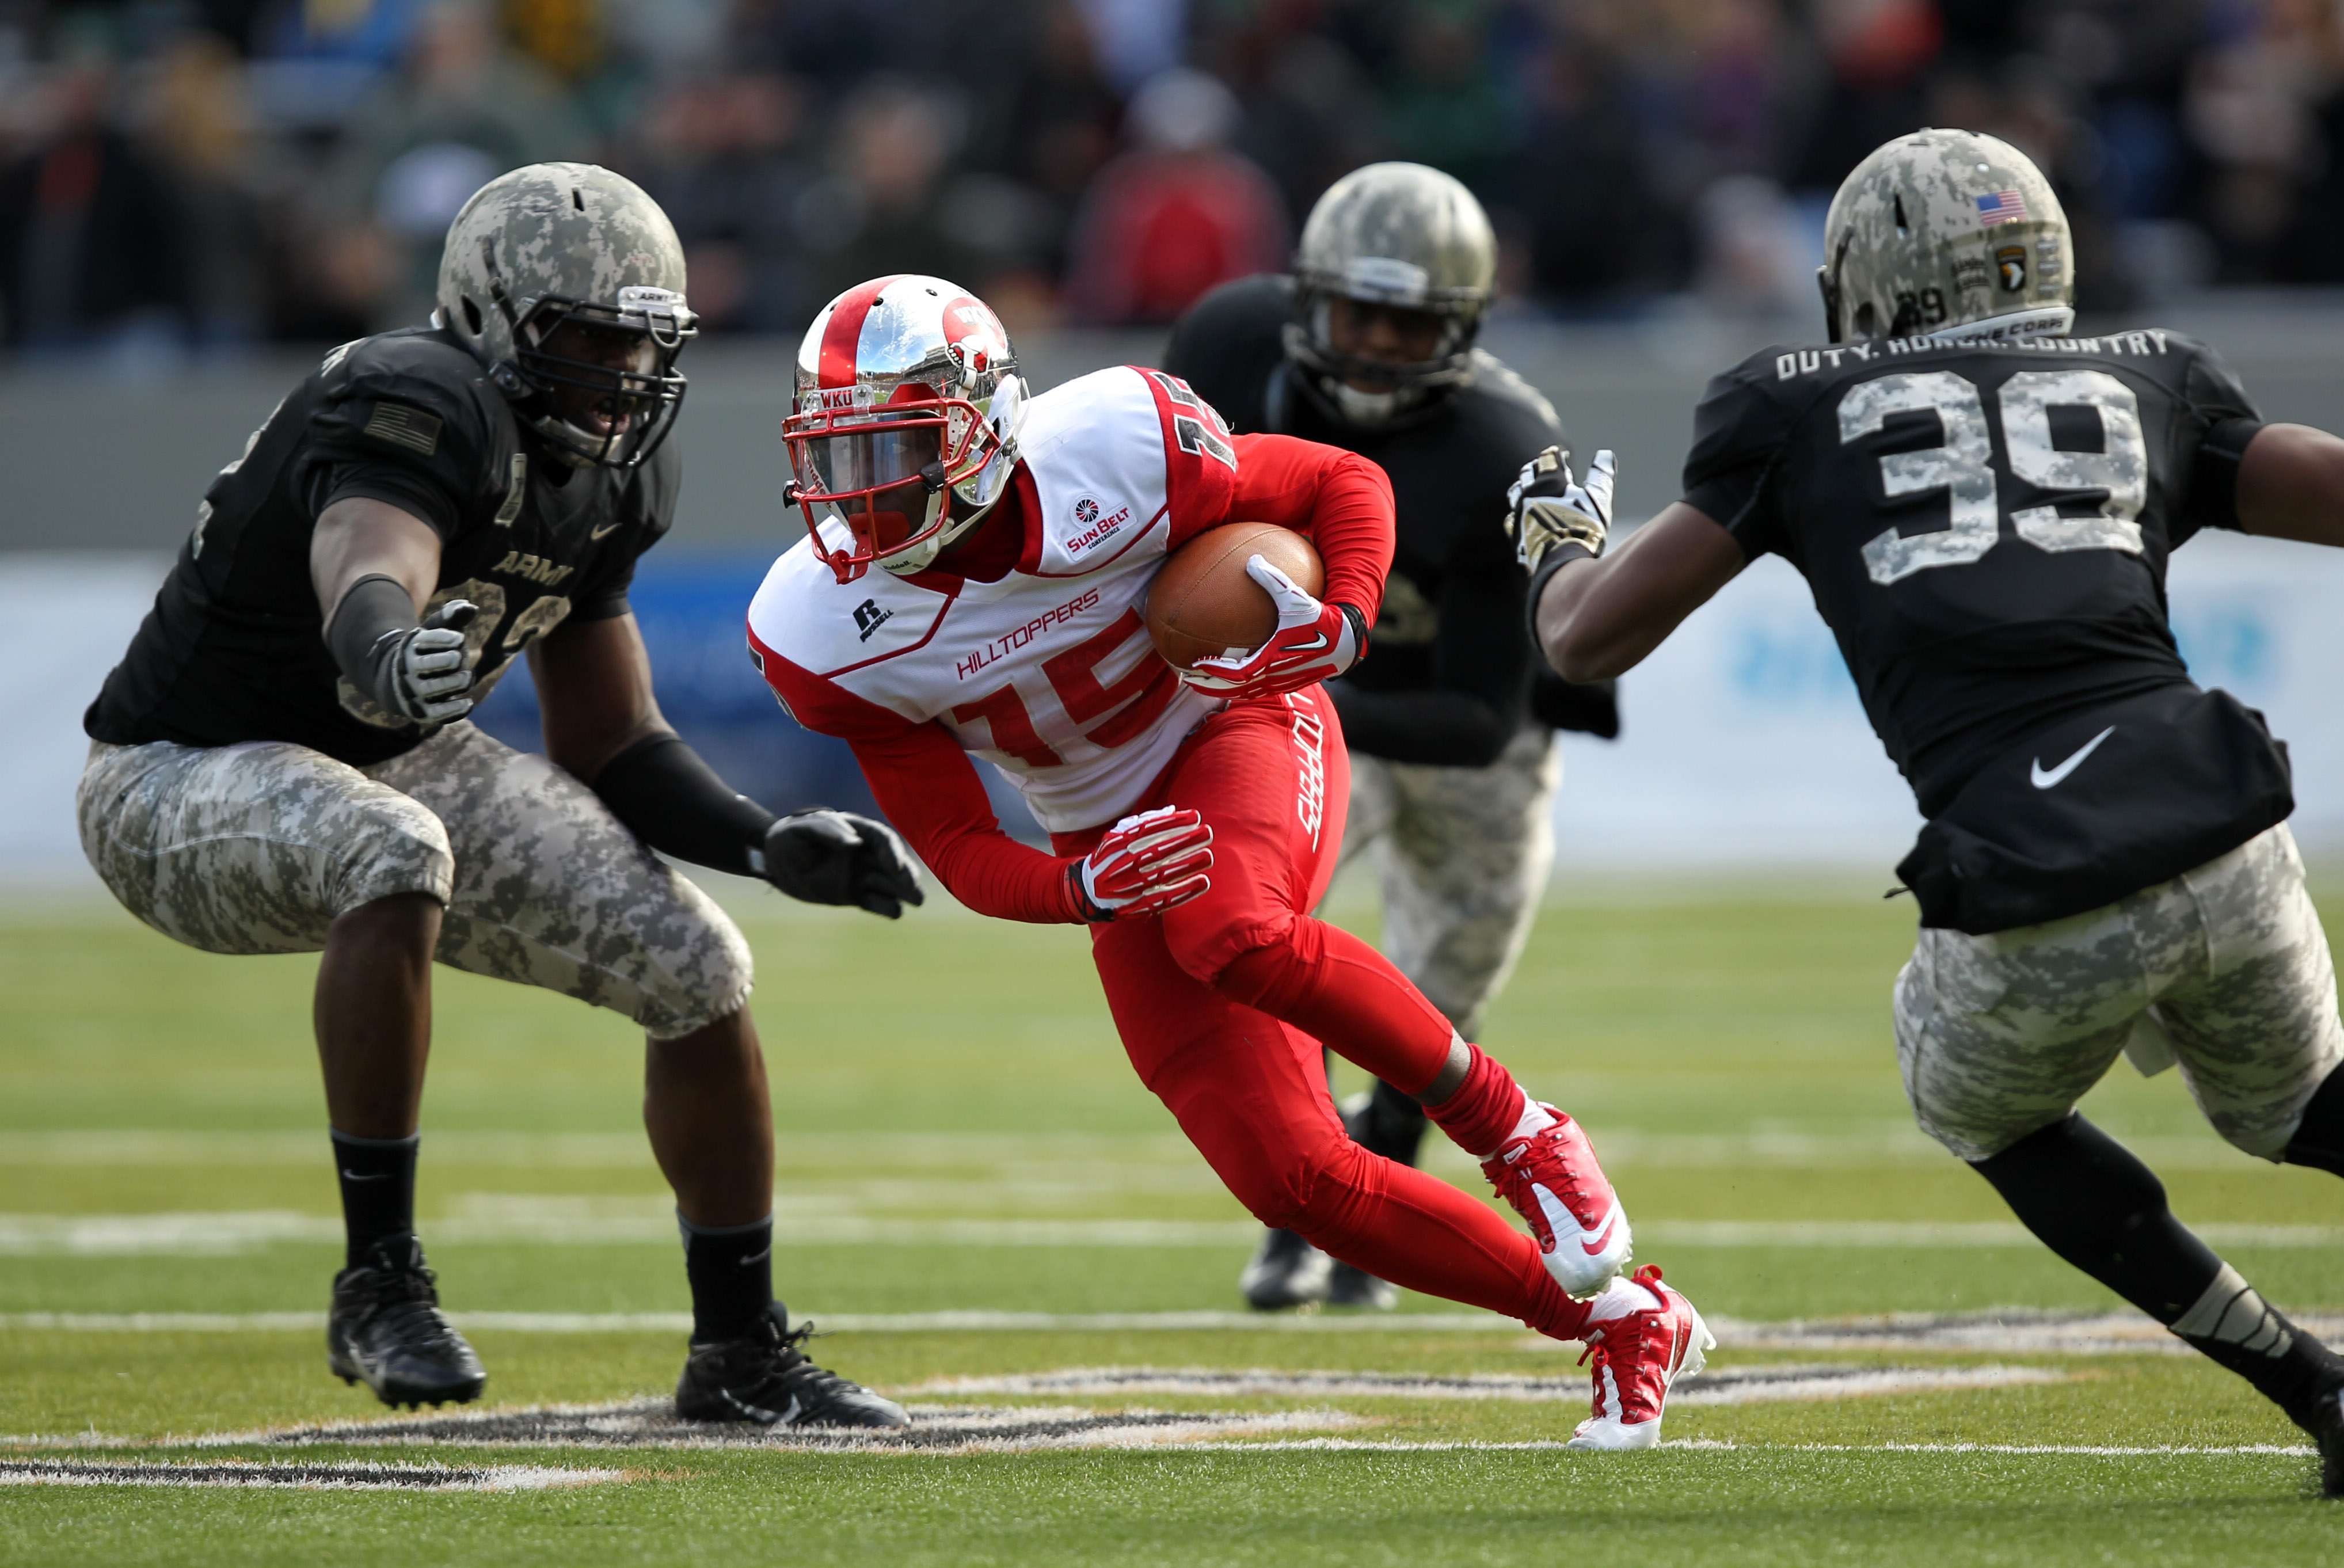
[747,365,1243,833]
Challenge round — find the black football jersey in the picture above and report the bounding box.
[1684,328,2265,820]
[1164,274,1584,767]
[86,326,678,767]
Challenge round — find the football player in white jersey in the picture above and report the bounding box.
[745,274,1710,1448]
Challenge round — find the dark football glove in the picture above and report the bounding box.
[1505,447,1616,574]
[751,808,926,919]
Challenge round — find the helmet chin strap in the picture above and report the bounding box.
[877,476,1002,576]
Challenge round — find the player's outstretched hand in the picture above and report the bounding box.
[1067,805,1213,922]
[1506,447,1616,573]
[372,599,478,724]
[758,808,927,918]
[1180,556,1365,699]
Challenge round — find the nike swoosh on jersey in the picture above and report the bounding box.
[2030,725,2117,790]
[589,519,624,540]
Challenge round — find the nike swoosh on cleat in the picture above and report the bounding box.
[1531,1183,1614,1256]
[2030,725,2115,790]
[1578,1213,1619,1258]
[718,1388,798,1426]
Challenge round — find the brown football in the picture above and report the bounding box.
[1145,522,1326,672]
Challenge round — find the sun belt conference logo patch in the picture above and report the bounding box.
[1074,497,1100,525]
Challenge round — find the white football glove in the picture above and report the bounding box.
[1506,447,1616,574]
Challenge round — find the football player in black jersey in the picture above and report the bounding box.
[79,164,920,1427]
[1167,163,1616,1311]
[1520,129,2344,1490]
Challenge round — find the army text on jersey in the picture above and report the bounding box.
[85,326,676,766]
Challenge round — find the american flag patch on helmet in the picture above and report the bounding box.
[1976,190,2029,226]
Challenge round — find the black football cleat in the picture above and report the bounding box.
[675,1304,909,1428]
[326,1235,486,1409]
[1238,1227,1333,1310]
[2306,1377,2344,1499]
[1326,1260,1399,1311]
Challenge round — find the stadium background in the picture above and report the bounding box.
[7,0,2344,888]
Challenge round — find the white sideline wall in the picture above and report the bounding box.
[5,533,2343,889]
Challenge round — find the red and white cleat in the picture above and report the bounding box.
[1479,1104,1632,1296]
[1566,1265,1713,1451]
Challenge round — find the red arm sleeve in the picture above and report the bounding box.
[750,633,1081,924]
[848,723,1080,923]
[1194,432,1394,621]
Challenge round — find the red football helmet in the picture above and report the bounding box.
[782,275,1026,583]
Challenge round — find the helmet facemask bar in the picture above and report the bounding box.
[783,391,1006,584]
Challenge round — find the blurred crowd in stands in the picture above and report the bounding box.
[5,0,2344,363]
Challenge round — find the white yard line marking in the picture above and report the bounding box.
[1639,1220,2344,1249]
[0,1213,1264,1254]
[7,1211,2340,1257]
[0,1459,619,1489]
[904,1364,2071,1405]
[1703,1308,2344,1357]
[12,1307,2344,1349]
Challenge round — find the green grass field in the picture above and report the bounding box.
[4,881,2342,1565]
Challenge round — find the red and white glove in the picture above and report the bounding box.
[1066,806,1214,922]
[1180,555,1367,699]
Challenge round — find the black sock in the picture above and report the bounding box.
[681,1213,775,1344]
[1351,1079,1430,1167]
[330,1129,418,1269]
[2283,1062,2344,1177]
[1974,1114,2344,1423]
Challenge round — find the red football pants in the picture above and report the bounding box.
[1054,690,1582,1338]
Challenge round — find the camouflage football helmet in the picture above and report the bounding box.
[1287,161,1496,426]
[1818,129,2074,346]
[436,162,698,469]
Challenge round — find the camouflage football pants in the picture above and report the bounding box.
[1334,725,1560,1038]
[77,722,753,1040]
[1894,823,2343,1162]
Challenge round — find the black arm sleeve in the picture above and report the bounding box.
[322,573,418,701]
[591,732,775,877]
[1330,566,1531,767]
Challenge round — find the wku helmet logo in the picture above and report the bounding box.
[941,297,1008,376]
